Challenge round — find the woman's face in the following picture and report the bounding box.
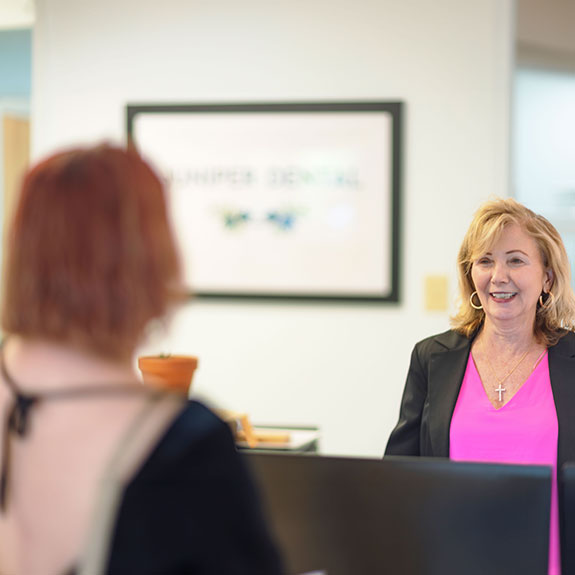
[471,223,553,328]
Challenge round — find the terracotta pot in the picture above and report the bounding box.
[138,355,199,394]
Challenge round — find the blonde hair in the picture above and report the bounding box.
[451,198,575,346]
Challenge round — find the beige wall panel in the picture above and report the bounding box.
[3,114,30,233]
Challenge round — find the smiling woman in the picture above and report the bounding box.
[470,223,552,332]
[385,198,575,575]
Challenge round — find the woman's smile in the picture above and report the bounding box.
[471,223,553,326]
[490,291,517,301]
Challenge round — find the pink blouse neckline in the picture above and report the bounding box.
[450,352,559,575]
[470,349,548,411]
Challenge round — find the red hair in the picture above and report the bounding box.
[2,144,182,360]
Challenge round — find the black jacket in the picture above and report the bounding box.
[385,329,575,468]
[97,401,283,575]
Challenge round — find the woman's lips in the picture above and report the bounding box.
[490,292,517,301]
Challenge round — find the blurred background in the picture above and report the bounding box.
[0,0,574,457]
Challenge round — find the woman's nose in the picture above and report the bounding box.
[490,262,509,284]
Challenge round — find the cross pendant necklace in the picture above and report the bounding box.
[495,384,506,402]
[482,341,530,403]
[482,341,548,403]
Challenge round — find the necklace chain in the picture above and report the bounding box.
[481,340,547,403]
[483,346,529,388]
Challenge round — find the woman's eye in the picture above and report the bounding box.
[477,258,491,265]
[509,257,524,265]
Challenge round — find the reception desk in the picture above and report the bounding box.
[244,453,552,575]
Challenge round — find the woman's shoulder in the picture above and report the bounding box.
[177,399,239,451]
[134,398,235,481]
[161,398,231,448]
[550,329,575,354]
[175,398,227,431]
[414,329,472,356]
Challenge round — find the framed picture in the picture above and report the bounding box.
[127,101,402,302]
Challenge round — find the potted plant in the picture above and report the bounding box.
[137,353,199,394]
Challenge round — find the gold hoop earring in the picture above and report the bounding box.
[539,291,555,309]
[470,291,483,310]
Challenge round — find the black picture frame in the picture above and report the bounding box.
[127,101,402,303]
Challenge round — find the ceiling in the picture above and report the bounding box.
[517,0,575,70]
[1,0,574,70]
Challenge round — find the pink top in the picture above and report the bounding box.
[450,352,559,575]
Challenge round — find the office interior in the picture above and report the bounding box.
[1,0,575,460]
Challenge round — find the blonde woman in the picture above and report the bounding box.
[386,198,575,575]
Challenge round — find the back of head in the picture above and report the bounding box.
[452,197,575,345]
[1,144,182,360]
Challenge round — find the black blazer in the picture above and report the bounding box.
[385,329,575,468]
[97,401,283,575]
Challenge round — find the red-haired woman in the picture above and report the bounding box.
[0,145,283,575]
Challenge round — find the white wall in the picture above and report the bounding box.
[32,0,514,457]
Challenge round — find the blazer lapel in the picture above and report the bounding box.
[427,331,473,457]
[549,332,575,466]
[423,331,575,462]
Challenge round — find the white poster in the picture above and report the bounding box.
[128,103,402,301]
